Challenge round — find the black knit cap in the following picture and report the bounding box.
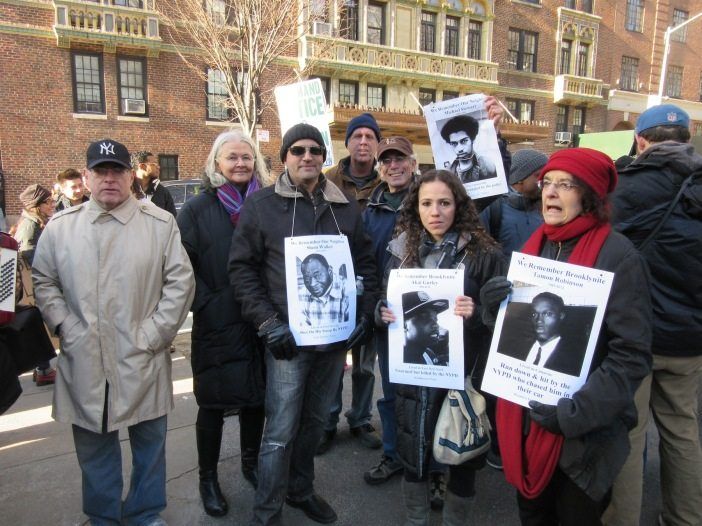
[280,123,327,162]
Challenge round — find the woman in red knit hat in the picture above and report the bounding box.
[480,148,652,525]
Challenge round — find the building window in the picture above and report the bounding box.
[418,88,436,106]
[206,68,230,121]
[467,21,482,60]
[556,105,569,132]
[625,0,644,32]
[572,107,586,135]
[665,65,683,98]
[158,155,179,182]
[620,56,639,91]
[443,91,459,101]
[72,52,104,114]
[205,0,226,24]
[339,80,358,104]
[445,16,459,56]
[560,39,572,75]
[340,0,358,41]
[576,42,589,77]
[113,0,143,7]
[367,84,385,107]
[508,29,538,72]
[367,2,384,45]
[581,0,593,13]
[564,0,576,8]
[671,9,688,43]
[312,76,330,103]
[420,11,436,53]
[117,57,146,115]
[506,99,535,122]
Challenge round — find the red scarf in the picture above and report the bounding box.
[497,214,610,499]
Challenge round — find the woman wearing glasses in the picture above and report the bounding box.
[481,148,652,525]
[177,130,269,517]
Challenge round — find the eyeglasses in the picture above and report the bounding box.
[379,155,408,166]
[538,179,579,192]
[288,146,325,157]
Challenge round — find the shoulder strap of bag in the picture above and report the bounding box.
[638,175,693,251]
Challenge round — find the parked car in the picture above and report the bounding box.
[162,179,203,213]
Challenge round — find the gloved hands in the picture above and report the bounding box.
[479,276,512,328]
[258,318,298,360]
[528,401,562,435]
[346,315,372,349]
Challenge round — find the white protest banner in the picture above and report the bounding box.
[482,253,614,408]
[387,269,465,390]
[284,235,356,345]
[274,79,334,167]
[423,93,508,200]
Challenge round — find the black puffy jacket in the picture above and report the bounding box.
[611,141,702,357]
[178,189,264,409]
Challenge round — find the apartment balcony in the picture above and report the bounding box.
[53,0,161,55]
[553,74,603,106]
[304,35,498,88]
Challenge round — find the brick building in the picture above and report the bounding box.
[2,0,702,216]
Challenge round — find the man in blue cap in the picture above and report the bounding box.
[319,112,383,454]
[604,104,702,526]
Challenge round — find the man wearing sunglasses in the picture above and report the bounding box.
[320,112,384,456]
[229,123,377,525]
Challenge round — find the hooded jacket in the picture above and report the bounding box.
[611,141,702,357]
[228,172,377,352]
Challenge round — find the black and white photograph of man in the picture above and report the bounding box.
[496,291,595,377]
[439,115,497,184]
[402,291,450,366]
[298,253,350,325]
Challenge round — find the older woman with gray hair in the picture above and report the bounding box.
[177,129,269,517]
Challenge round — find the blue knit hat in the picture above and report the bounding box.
[635,104,689,134]
[345,113,381,146]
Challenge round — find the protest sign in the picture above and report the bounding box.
[482,253,614,407]
[387,269,465,390]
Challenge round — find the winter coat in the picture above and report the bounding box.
[228,172,378,352]
[538,231,652,500]
[479,190,543,258]
[55,194,89,212]
[325,156,380,209]
[388,231,505,478]
[177,189,265,409]
[32,197,195,433]
[611,141,702,357]
[13,210,44,266]
[147,180,177,217]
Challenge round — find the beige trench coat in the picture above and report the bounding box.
[32,197,195,433]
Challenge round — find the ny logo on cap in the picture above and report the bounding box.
[667,112,678,123]
[383,138,396,145]
[99,142,116,156]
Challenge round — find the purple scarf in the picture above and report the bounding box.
[216,178,261,225]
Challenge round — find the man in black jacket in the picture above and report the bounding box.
[229,123,377,526]
[604,104,702,526]
[131,151,177,217]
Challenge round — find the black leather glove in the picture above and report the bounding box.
[374,299,388,328]
[479,276,512,328]
[528,401,562,435]
[258,319,298,360]
[346,315,372,349]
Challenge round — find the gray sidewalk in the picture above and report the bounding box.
[0,332,691,525]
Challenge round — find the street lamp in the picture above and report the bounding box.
[656,11,702,101]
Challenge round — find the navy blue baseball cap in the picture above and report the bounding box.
[635,104,689,134]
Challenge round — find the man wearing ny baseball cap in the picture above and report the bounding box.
[32,138,195,525]
[605,105,702,526]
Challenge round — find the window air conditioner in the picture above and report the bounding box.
[554,131,572,145]
[124,98,146,115]
[312,21,333,36]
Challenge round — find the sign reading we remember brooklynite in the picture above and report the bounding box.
[481,253,613,408]
[274,78,335,168]
[387,269,465,390]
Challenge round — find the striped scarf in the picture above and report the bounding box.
[216,178,261,225]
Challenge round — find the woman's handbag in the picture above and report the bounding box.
[0,304,57,375]
[433,375,491,465]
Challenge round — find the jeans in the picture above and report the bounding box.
[324,342,376,431]
[375,332,397,459]
[252,348,346,526]
[72,415,167,526]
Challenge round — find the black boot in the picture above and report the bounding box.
[196,425,229,517]
[240,406,264,489]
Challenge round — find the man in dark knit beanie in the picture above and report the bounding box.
[320,111,383,456]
